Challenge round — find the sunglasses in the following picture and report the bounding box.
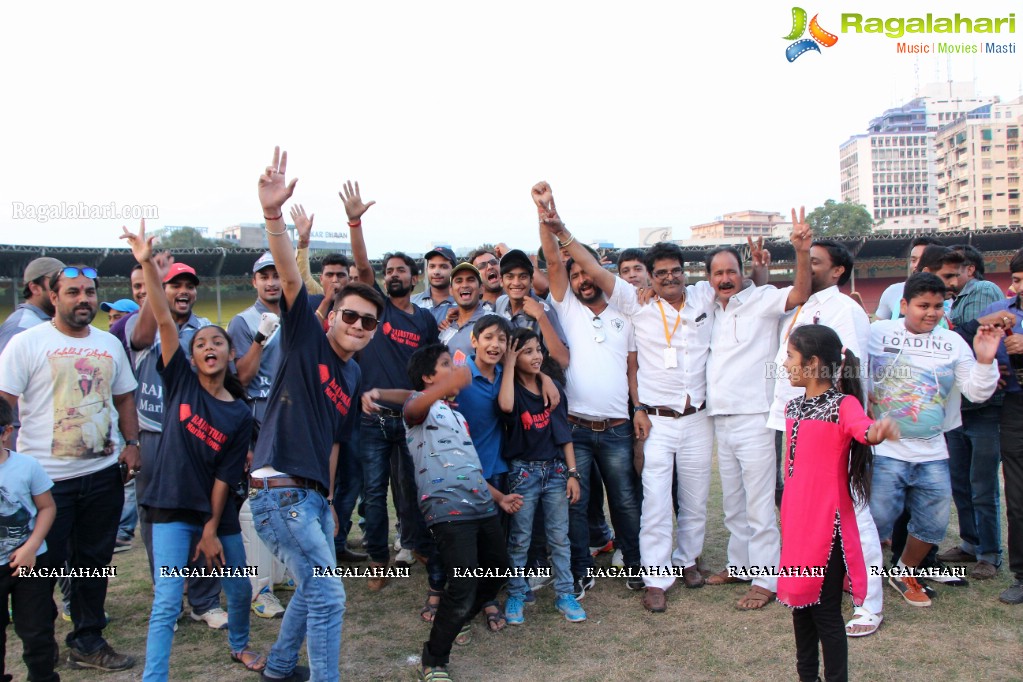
[338,309,379,331]
[62,266,98,279]
[592,316,606,343]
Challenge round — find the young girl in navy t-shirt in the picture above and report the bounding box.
[123,222,263,680]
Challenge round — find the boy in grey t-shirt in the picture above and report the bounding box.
[363,343,514,681]
[0,398,58,681]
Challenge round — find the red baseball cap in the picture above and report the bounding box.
[162,263,200,285]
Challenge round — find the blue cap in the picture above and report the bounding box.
[100,299,140,314]
[253,252,276,273]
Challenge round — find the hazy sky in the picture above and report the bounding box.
[1,0,1020,257]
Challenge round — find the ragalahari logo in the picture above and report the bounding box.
[784,7,839,61]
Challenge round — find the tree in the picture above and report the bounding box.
[151,226,233,249]
[805,200,874,238]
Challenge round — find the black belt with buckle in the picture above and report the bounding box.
[647,404,706,419]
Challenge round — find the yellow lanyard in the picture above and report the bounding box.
[657,300,684,348]
[783,304,803,342]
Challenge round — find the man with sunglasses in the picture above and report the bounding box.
[249,148,384,682]
[0,264,140,671]
[345,179,441,590]
[125,257,226,629]
[535,185,643,597]
[533,184,717,612]
[469,249,504,311]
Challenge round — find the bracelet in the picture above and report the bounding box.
[558,233,575,248]
[265,223,288,236]
[348,219,362,228]
[263,211,283,221]
[314,310,325,321]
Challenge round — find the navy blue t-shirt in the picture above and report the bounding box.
[251,285,361,490]
[356,285,439,410]
[137,347,253,534]
[501,380,571,462]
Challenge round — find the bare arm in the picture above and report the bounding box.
[403,367,472,424]
[339,181,377,286]
[533,183,616,297]
[193,479,229,569]
[234,343,263,388]
[114,392,141,474]
[258,149,302,306]
[291,204,325,295]
[361,388,414,414]
[122,221,179,364]
[536,189,568,302]
[786,207,813,310]
[498,344,520,413]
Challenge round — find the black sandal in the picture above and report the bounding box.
[481,600,506,632]
[420,589,443,623]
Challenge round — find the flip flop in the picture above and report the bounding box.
[845,607,883,637]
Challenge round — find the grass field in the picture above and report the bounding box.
[6,458,1022,682]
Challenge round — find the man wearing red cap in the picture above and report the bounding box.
[125,260,227,630]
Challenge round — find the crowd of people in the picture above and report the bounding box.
[0,146,1020,682]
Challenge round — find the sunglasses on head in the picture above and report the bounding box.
[63,267,98,279]
[338,309,379,331]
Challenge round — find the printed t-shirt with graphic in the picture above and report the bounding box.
[356,284,439,410]
[0,323,137,482]
[227,300,283,422]
[404,394,496,526]
[138,348,253,534]
[501,380,571,462]
[125,311,211,433]
[251,285,361,491]
[868,319,999,463]
[0,451,53,565]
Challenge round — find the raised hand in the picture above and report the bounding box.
[789,206,812,252]
[531,181,554,212]
[747,236,771,268]
[290,204,314,243]
[258,146,298,214]
[974,324,1004,364]
[339,180,375,222]
[152,251,175,283]
[120,219,155,263]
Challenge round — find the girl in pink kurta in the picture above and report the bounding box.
[778,325,899,682]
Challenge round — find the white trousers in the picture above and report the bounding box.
[854,498,884,615]
[640,411,713,590]
[239,498,290,601]
[715,414,781,592]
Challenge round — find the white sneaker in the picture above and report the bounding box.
[393,535,402,552]
[190,607,228,630]
[251,588,285,619]
[394,548,416,567]
[611,549,625,569]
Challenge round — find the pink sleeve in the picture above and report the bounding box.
[839,396,874,445]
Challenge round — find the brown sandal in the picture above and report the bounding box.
[230,649,267,672]
[736,585,775,610]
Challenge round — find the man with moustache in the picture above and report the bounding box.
[469,248,503,311]
[229,253,282,423]
[109,264,147,354]
[0,257,65,357]
[0,264,139,670]
[412,247,458,322]
[126,259,225,629]
[347,181,441,589]
[438,262,488,363]
[535,183,644,595]
[875,236,943,320]
[701,214,812,611]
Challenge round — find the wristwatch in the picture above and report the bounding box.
[124,439,140,447]
[566,470,581,480]
[632,404,649,414]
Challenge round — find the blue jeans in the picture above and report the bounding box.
[143,525,250,681]
[360,413,432,564]
[250,486,344,682]
[118,478,138,542]
[869,457,952,546]
[945,405,1003,565]
[568,422,641,576]
[506,459,573,598]
[334,422,364,555]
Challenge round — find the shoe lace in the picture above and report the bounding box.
[260,592,283,606]
[903,576,925,592]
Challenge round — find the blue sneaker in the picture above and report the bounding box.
[555,594,587,622]
[504,596,525,625]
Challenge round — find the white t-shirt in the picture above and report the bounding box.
[0,323,137,481]
[707,283,791,416]
[766,286,871,431]
[875,282,904,321]
[551,292,635,420]
[868,319,998,462]
[609,277,715,412]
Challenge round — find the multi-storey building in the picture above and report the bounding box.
[685,210,788,245]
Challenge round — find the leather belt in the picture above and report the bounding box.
[249,475,328,498]
[567,415,629,432]
[647,404,706,419]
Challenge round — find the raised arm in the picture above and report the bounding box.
[121,220,179,364]
[403,366,472,425]
[533,183,616,297]
[340,181,376,286]
[498,340,522,413]
[291,204,324,295]
[786,206,813,310]
[534,183,568,303]
[128,250,173,351]
[258,146,301,306]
